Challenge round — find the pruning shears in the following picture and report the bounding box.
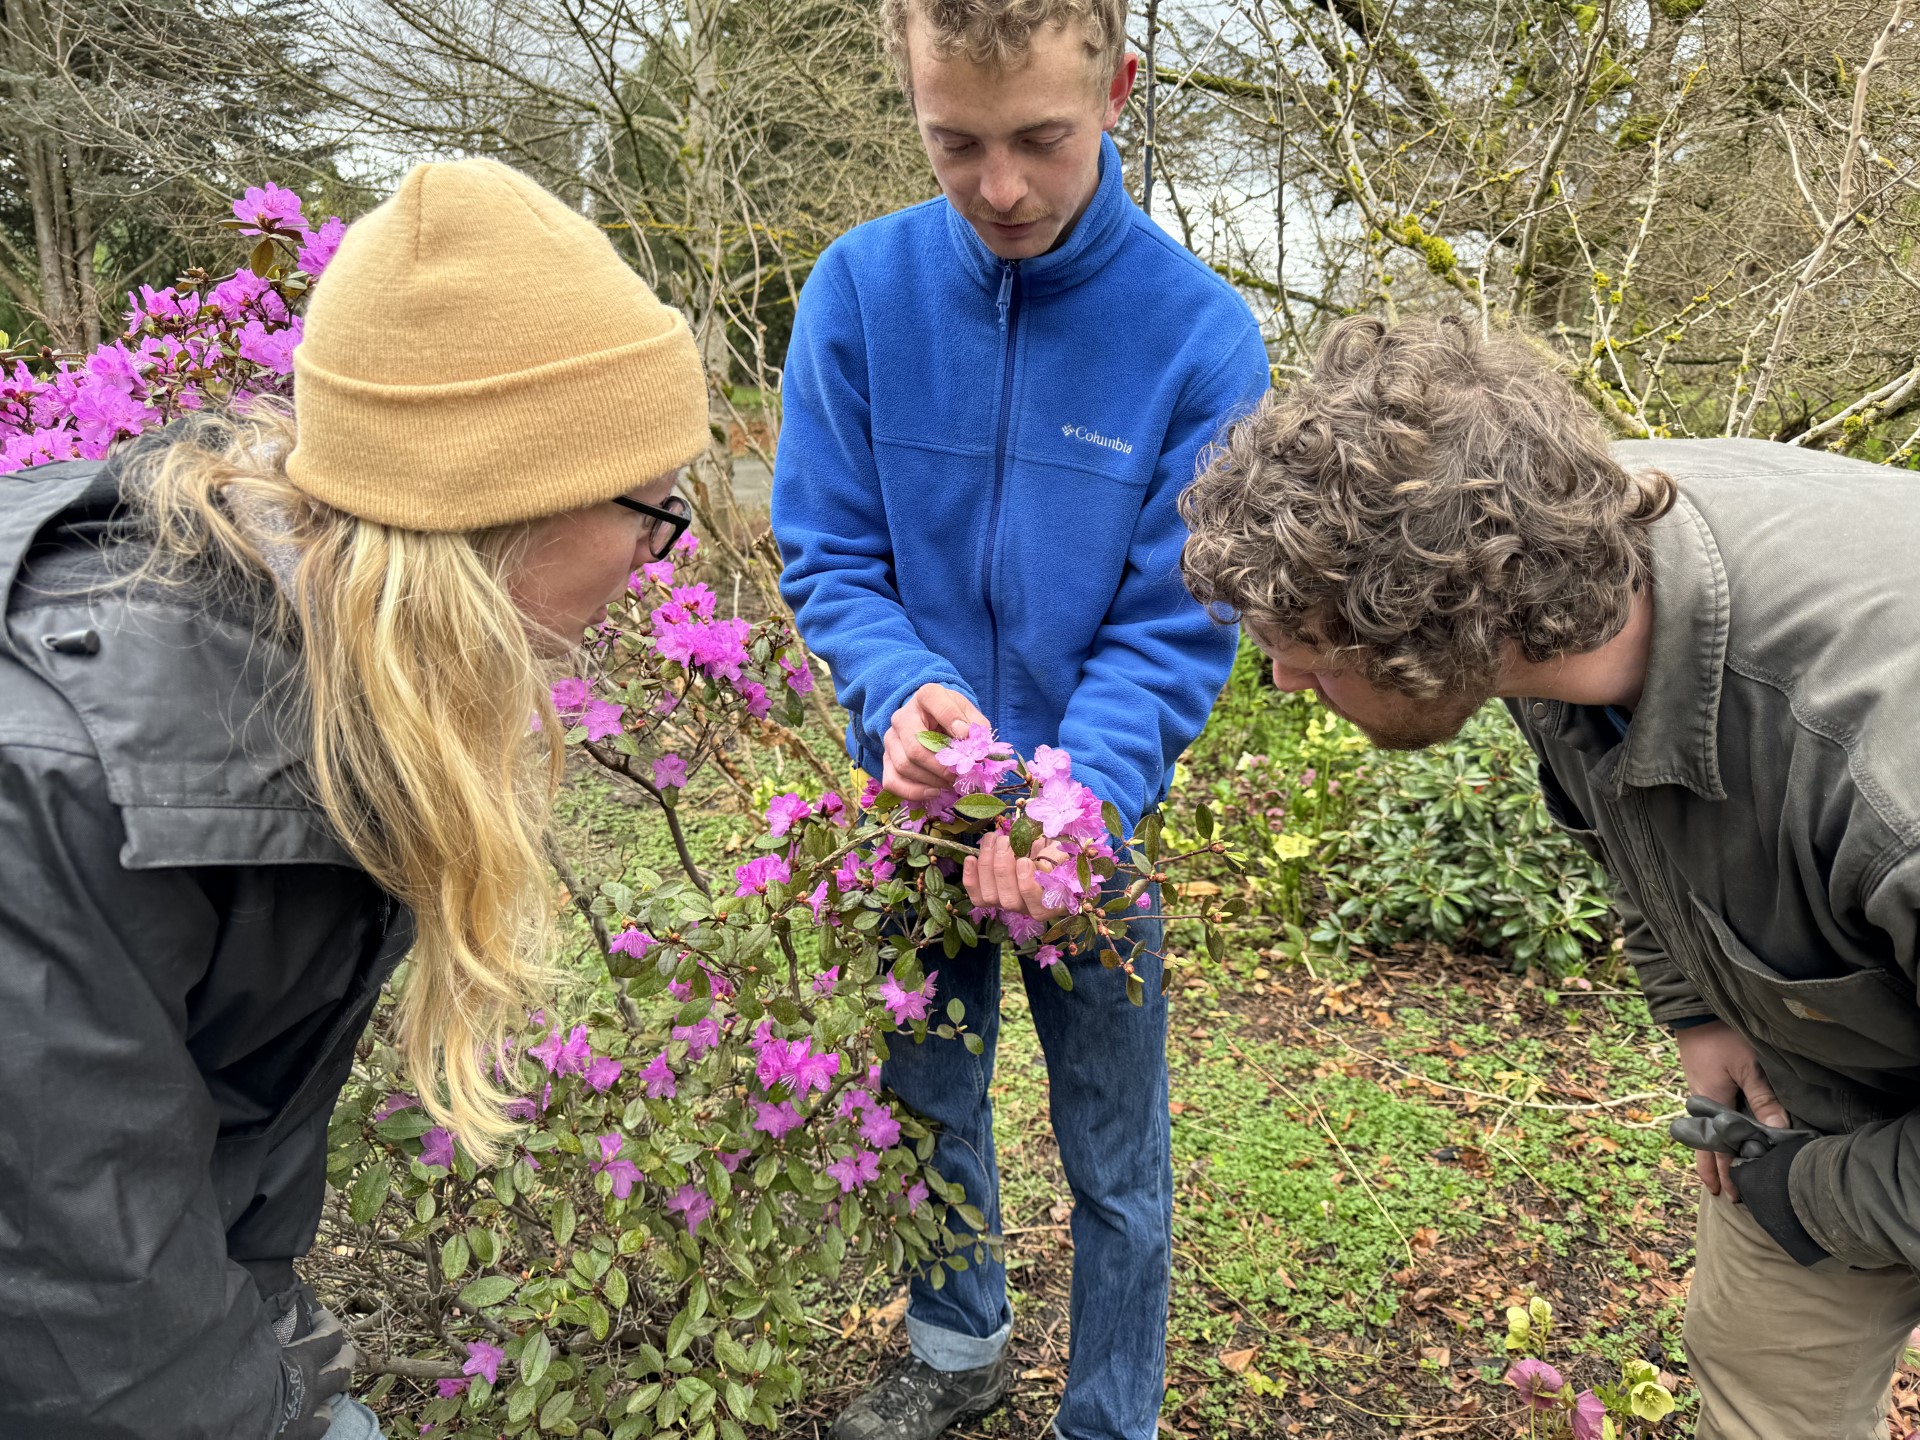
[1668,1094,1815,1159]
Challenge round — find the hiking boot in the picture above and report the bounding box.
[830,1352,1012,1440]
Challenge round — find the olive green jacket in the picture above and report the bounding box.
[1508,438,1920,1271]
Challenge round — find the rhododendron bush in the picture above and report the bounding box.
[317,555,1234,1437]
[4,190,1239,1439]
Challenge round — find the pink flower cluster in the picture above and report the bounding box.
[2,185,341,474]
[551,677,624,743]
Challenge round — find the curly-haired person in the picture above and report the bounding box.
[1181,312,1920,1440]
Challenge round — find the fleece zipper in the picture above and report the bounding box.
[983,259,1020,725]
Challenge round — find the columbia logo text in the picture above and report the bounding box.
[1060,423,1134,455]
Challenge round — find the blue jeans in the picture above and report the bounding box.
[885,899,1171,1440]
[324,1397,385,1439]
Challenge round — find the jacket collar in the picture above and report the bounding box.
[944,132,1135,298]
[1610,490,1730,799]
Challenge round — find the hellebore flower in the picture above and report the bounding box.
[1506,1359,1566,1411]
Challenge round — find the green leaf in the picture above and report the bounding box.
[962,1032,985,1055]
[507,1382,539,1423]
[248,236,277,278]
[604,1266,630,1311]
[945,997,965,1025]
[522,1330,553,1388]
[1195,803,1215,842]
[954,793,1005,820]
[1100,801,1123,837]
[1008,816,1039,859]
[457,1275,518,1310]
[552,1198,577,1249]
[1126,974,1145,1007]
[667,1304,694,1359]
[917,730,951,754]
[584,1295,612,1342]
[440,1232,471,1281]
[347,1162,391,1226]
[470,1228,500,1267]
[1049,963,1074,991]
[539,1386,575,1428]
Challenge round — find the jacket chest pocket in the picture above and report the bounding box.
[1689,895,1920,1074]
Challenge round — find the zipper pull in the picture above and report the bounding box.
[995,262,1016,331]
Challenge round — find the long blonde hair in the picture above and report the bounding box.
[126,407,562,1162]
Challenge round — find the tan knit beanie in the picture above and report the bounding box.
[286,158,711,531]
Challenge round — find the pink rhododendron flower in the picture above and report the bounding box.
[817,790,847,823]
[903,1179,930,1213]
[936,727,1012,783]
[738,679,771,719]
[641,559,675,586]
[670,583,716,619]
[1571,1391,1606,1440]
[716,1147,752,1172]
[297,216,346,275]
[578,697,624,742]
[591,1133,640,1198]
[781,657,815,693]
[1001,911,1046,945]
[461,1340,504,1385]
[1506,1360,1565,1410]
[1028,744,1073,785]
[1033,944,1062,969]
[609,928,654,960]
[584,1056,623,1093]
[419,1127,455,1170]
[766,792,812,838]
[812,965,841,995]
[672,1016,720,1060]
[672,530,698,554]
[825,1149,882,1192]
[233,182,309,235]
[436,1378,468,1400]
[807,881,832,923]
[788,1043,840,1097]
[880,970,938,1025]
[550,677,589,718]
[665,1184,714,1234]
[639,1052,677,1100]
[236,317,300,374]
[373,1092,418,1121]
[859,1105,902,1150]
[1036,862,1085,914]
[733,853,790,896]
[837,1088,875,1120]
[858,777,884,809]
[752,1099,806,1139]
[528,1024,592,1077]
[652,754,687,789]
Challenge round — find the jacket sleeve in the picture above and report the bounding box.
[1054,324,1268,836]
[0,738,287,1439]
[772,251,975,753]
[1787,851,1920,1271]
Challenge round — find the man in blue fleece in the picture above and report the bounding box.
[772,3,1268,1436]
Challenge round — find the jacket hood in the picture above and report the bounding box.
[0,449,350,869]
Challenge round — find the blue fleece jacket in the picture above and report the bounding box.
[772,135,1268,833]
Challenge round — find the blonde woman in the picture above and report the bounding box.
[0,160,709,1440]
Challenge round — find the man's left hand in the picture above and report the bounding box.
[964,832,1068,920]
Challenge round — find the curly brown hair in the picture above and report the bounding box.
[1179,314,1675,699]
[878,0,1128,100]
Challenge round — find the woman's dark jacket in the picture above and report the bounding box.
[0,453,413,1437]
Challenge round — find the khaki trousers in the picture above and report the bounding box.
[1687,1192,1920,1439]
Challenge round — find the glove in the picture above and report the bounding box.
[270,1282,358,1440]
[1668,1093,1816,1159]
[1670,1095,1828,1266]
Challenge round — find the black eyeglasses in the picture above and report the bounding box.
[612,493,692,560]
